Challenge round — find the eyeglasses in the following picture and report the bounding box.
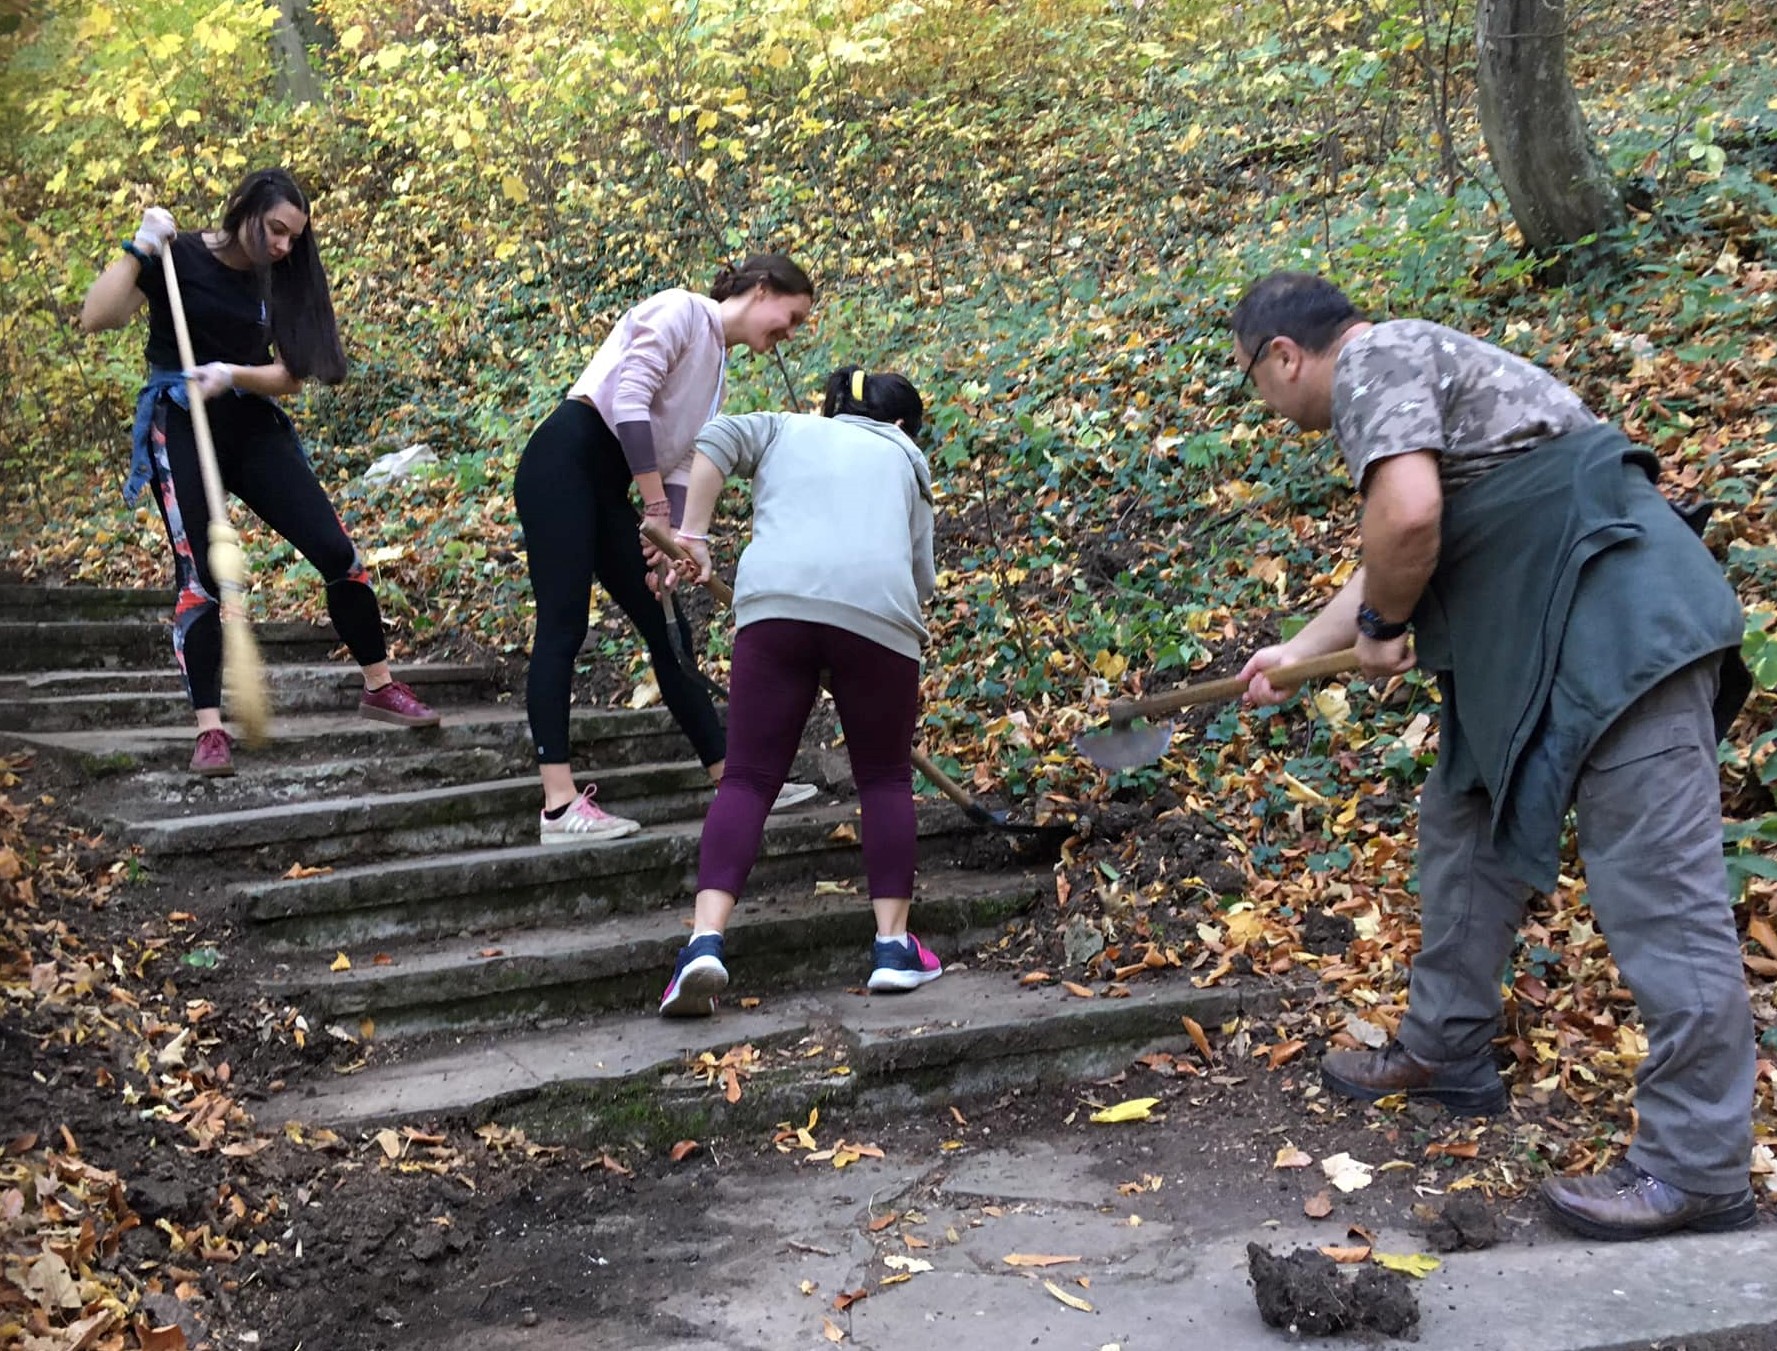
[1238,336,1276,394]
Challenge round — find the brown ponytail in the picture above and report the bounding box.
[709,253,814,303]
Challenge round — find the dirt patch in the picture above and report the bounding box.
[1247,1243,1419,1337]
[1302,907,1358,955]
[1420,1194,1501,1252]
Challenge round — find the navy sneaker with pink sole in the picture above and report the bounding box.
[867,933,943,992]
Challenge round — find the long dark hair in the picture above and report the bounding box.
[709,253,815,303]
[822,366,923,438]
[218,168,347,384]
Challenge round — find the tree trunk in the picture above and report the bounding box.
[1474,0,1623,252]
[271,0,322,106]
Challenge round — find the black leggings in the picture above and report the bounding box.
[148,397,384,710]
[514,399,726,767]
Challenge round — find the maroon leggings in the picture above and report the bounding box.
[698,618,920,899]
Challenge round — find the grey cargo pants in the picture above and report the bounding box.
[1398,656,1755,1194]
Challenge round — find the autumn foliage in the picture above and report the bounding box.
[0,8,1774,1339]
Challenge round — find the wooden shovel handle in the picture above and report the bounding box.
[1107,647,1361,725]
[641,520,965,805]
[642,521,734,607]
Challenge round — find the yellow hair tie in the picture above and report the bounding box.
[851,369,866,402]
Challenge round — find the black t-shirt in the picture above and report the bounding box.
[136,233,274,370]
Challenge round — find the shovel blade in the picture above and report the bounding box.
[1074,720,1176,772]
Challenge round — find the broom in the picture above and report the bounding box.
[160,246,272,744]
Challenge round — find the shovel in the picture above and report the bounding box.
[641,522,1065,837]
[1075,647,1360,771]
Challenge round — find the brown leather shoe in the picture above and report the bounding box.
[1320,1040,1507,1115]
[1542,1161,1756,1241]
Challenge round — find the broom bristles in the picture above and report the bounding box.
[207,525,272,745]
[222,619,271,744]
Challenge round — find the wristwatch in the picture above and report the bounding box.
[1356,603,1410,641]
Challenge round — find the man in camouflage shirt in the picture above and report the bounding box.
[1223,271,1756,1242]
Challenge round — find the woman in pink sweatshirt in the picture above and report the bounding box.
[514,255,816,844]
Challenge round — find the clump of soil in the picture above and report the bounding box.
[1301,908,1357,955]
[1422,1195,1500,1252]
[1246,1243,1419,1338]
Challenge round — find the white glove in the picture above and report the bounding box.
[187,362,234,399]
[133,207,176,257]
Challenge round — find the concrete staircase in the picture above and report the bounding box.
[5,584,1274,1145]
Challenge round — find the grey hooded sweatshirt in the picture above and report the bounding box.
[691,412,936,660]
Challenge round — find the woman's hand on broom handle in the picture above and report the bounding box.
[186,362,235,400]
[134,206,176,256]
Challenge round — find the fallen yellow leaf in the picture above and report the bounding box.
[1004,1253,1081,1267]
[1373,1251,1441,1278]
[1089,1097,1158,1124]
[1272,1145,1313,1169]
[1043,1279,1095,1313]
[329,952,351,972]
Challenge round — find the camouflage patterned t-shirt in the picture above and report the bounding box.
[1331,319,1598,493]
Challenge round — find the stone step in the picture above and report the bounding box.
[3,655,386,697]
[107,763,720,867]
[11,704,684,775]
[0,617,338,672]
[0,585,171,621]
[236,801,977,949]
[260,869,1046,1037]
[94,746,516,820]
[266,966,1274,1139]
[0,661,497,731]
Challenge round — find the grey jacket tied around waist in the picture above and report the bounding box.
[1411,422,1746,891]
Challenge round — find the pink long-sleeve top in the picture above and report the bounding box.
[566,288,727,487]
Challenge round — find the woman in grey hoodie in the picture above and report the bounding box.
[658,368,941,1016]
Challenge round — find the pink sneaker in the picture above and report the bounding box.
[190,728,236,778]
[539,786,641,846]
[360,680,442,727]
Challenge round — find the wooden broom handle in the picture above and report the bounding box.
[160,246,230,526]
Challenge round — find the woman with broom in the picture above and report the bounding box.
[81,167,438,777]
